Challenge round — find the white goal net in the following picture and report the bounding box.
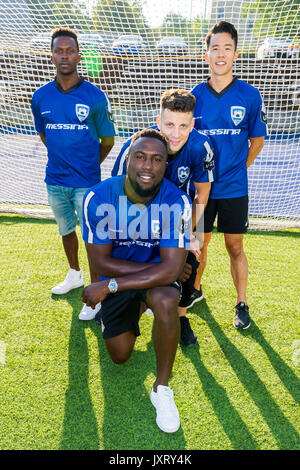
[0,0,299,229]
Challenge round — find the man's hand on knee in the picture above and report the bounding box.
[177,262,192,283]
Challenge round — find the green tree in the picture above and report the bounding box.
[26,0,88,31]
[242,0,300,38]
[91,0,148,36]
[157,13,209,53]
[160,13,189,38]
[188,15,210,53]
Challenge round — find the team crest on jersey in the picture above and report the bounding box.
[151,220,161,239]
[178,167,190,184]
[231,106,246,126]
[76,104,90,122]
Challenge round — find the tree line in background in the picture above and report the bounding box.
[25,0,299,43]
[242,0,300,39]
[24,0,215,47]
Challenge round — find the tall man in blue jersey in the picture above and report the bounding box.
[191,21,268,329]
[31,28,116,320]
[82,129,192,433]
[112,89,215,347]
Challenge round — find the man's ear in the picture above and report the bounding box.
[190,117,195,132]
[156,114,160,130]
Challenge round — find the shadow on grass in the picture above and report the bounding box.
[52,290,101,450]
[55,292,187,450]
[190,300,300,450]
[1,216,299,239]
[88,320,187,450]
[0,215,56,226]
[249,322,300,406]
[181,341,259,450]
[246,230,300,239]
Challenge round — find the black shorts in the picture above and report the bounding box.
[179,252,199,308]
[204,196,249,234]
[96,282,182,339]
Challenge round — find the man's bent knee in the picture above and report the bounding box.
[148,288,180,324]
[105,331,136,364]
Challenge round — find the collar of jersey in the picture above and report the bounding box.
[206,76,238,98]
[54,76,84,94]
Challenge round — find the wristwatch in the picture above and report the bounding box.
[108,278,118,294]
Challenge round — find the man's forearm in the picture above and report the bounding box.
[39,132,46,147]
[246,137,264,168]
[192,185,210,233]
[110,260,184,292]
[100,136,115,163]
[82,260,185,307]
[100,144,114,164]
[89,254,155,278]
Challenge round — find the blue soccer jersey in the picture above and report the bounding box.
[111,127,214,200]
[191,78,268,199]
[82,176,192,280]
[31,78,117,188]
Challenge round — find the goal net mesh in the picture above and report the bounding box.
[0,0,299,229]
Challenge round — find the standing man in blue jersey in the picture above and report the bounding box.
[31,28,116,320]
[112,89,215,347]
[191,21,268,329]
[82,129,193,433]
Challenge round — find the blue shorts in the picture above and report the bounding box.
[47,184,90,236]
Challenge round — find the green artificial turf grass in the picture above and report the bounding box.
[0,214,299,450]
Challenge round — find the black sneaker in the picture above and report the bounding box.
[180,317,198,347]
[233,302,251,330]
[186,286,204,309]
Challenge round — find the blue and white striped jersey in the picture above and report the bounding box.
[82,176,192,280]
[111,126,214,200]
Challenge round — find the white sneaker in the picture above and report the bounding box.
[51,269,84,295]
[78,302,101,320]
[144,308,154,316]
[150,385,180,433]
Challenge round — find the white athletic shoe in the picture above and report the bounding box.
[51,269,84,295]
[144,308,154,316]
[78,302,101,321]
[150,385,180,433]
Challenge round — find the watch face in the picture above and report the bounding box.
[109,279,118,293]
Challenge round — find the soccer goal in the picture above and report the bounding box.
[0,0,299,229]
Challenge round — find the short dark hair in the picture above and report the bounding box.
[51,27,79,51]
[160,88,195,113]
[129,129,168,155]
[206,21,238,50]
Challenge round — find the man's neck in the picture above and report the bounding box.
[208,73,234,94]
[56,72,80,91]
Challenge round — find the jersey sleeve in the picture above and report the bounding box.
[248,89,268,138]
[31,94,44,133]
[111,139,131,176]
[82,189,112,245]
[192,136,215,183]
[190,84,203,131]
[89,93,117,138]
[160,193,192,249]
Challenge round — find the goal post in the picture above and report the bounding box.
[0,0,299,229]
